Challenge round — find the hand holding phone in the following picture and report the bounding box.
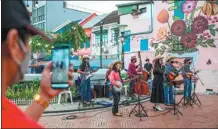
[51,45,71,89]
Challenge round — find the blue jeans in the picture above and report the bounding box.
[80,78,91,102]
[164,82,174,104]
[147,79,152,92]
[106,81,112,97]
[184,78,192,98]
[112,89,120,114]
[129,80,135,95]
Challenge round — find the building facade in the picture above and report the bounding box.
[30,0,91,32]
[117,1,218,70]
[91,10,121,58]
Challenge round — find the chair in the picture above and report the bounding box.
[123,84,129,96]
[58,88,73,105]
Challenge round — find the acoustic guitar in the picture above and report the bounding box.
[185,70,200,79]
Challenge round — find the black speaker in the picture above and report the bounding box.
[94,85,104,98]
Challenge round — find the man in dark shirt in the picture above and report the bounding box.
[183,58,193,99]
[144,58,153,92]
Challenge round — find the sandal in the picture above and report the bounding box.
[113,113,123,116]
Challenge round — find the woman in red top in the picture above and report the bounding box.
[105,64,113,100]
[109,60,123,116]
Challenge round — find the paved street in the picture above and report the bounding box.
[39,94,218,128]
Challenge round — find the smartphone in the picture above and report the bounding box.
[51,45,70,89]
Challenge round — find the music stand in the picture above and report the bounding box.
[177,77,193,108]
[129,80,148,121]
[162,80,184,119]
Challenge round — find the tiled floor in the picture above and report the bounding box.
[39,94,218,128]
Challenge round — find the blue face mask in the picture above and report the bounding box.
[13,38,31,83]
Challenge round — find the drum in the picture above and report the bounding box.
[134,80,149,95]
[174,74,184,90]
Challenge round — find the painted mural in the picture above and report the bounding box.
[152,0,218,57]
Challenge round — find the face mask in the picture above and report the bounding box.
[13,38,31,83]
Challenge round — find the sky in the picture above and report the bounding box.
[67,1,137,14]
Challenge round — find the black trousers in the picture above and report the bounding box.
[112,89,120,114]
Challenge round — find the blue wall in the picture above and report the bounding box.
[46,1,91,32]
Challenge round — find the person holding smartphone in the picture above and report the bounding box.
[2,1,73,128]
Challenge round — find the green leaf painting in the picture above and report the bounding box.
[168,6,178,11]
[208,24,215,30]
[210,29,216,36]
[206,39,216,47]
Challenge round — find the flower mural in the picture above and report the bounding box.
[191,16,208,34]
[180,33,197,48]
[156,27,168,40]
[157,9,169,23]
[202,0,218,17]
[171,20,186,36]
[182,0,197,13]
[153,0,218,56]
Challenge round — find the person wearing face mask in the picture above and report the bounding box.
[77,55,94,106]
[150,56,165,111]
[163,56,178,106]
[109,60,128,116]
[127,56,141,100]
[2,1,73,128]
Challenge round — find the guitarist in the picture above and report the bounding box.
[183,58,193,99]
[77,55,95,106]
[144,58,153,92]
[163,56,178,106]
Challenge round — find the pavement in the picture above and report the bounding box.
[38,94,218,128]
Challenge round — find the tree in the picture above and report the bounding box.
[30,23,88,53]
[54,22,88,51]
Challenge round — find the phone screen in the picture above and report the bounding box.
[51,46,70,89]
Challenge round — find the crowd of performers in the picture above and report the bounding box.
[77,55,195,116]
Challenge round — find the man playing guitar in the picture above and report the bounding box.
[163,56,178,106]
[144,58,153,92]
[127,56,142,100]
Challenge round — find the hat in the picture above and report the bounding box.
[2,0,51,42]
[166,56,176,62]
[109,60,122,68]
[131,56,137,60]
[184,57,192,62]
[82,55,90,59]
[153,56,164,62]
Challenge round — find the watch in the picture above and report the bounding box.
[33,94,49,109]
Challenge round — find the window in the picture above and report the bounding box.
[37,6,45,22]
[95,31,108,45]
[140,39,149,51]
[123,30,131,52]
[111,29,119,45]
[36,22,45,31]
[32,10,37,23]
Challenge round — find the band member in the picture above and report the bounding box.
[183,58,193,99]
[163,56,177,105]
[127,56,141,100]
[150,56,165,111]
[77,55,93,106]
[109,60,123,116]
[144,58,153,92]
[105,64,113,100]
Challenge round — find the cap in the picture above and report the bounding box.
[166,56,176,62]
[2,0,52,42]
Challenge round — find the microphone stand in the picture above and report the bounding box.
[190,63,204,107]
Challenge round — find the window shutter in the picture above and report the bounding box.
[140,39,149,51]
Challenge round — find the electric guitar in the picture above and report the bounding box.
[83,68,99,80]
